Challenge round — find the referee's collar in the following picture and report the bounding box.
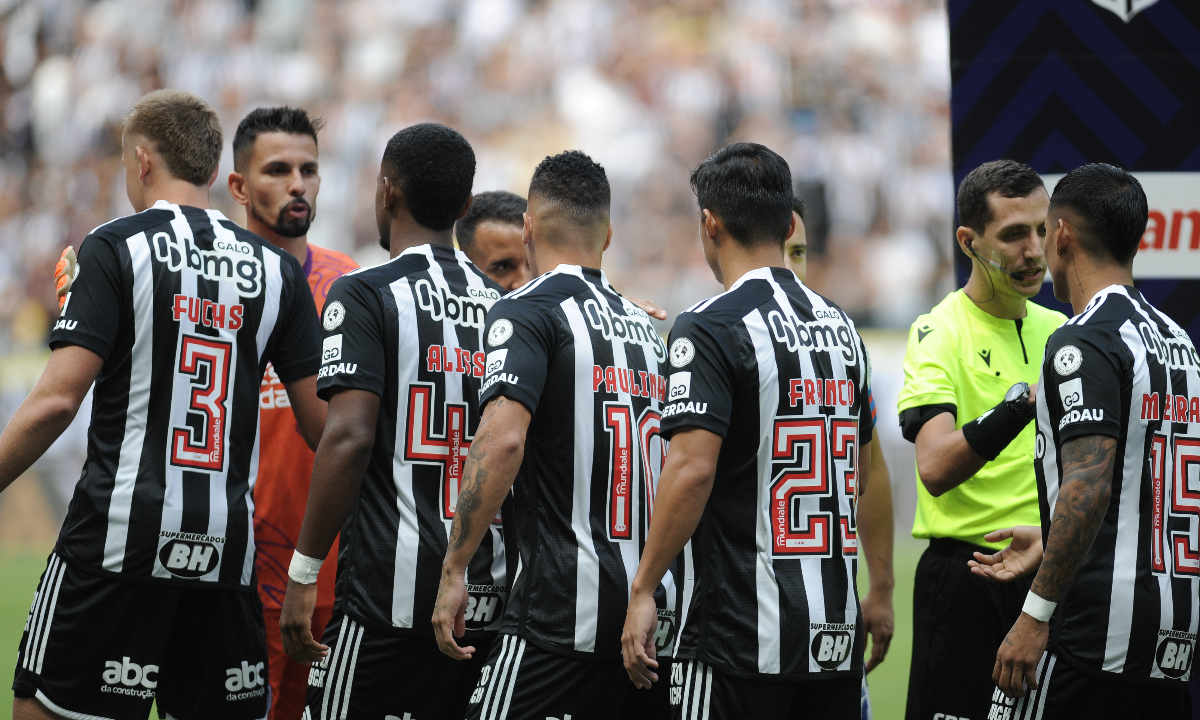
[954,289,1021,330]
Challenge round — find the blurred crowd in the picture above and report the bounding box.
[0,0,956,357]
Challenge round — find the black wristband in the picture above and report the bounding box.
[960,399,1033,461]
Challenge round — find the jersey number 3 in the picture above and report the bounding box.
[171,336,233,471]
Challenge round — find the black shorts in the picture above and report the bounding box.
[12,552,268,720]
[986,652,1190,720]
[464,634,669,720]
[907,538,1032,720]
[305,610,493,720]
[669,659,860,720]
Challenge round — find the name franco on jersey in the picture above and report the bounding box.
[659,267,874,679]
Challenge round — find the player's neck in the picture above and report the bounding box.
[387,219,454,259]
[1066,255,1133,316]
[139,181,211,213]
[963,266,1027,320]
[530,244,603,275]
[245,214,308,266]
[715,243,786,291]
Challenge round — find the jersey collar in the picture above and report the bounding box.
[550,264,617,292]
[726,265,784,292]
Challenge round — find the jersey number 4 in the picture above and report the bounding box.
[170,336,233,471]
[1150,433,1200,577]
[405,384,472,522]
[770,415,858,559]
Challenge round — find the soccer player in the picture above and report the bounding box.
[7,90,325,720]
[455,190,532,291]
[621,142,875,718]
[785,196,895,717]
[227,106,358,720]
[897,159,1066,720]
[431,150,677,719]
[981,164,1196,718]
[279,123,510,720]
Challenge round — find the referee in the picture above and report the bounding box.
[898,160,1066,720]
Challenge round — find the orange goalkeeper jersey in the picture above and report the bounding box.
[255,244,358,610]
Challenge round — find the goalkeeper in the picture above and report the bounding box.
[897,160,1065,720]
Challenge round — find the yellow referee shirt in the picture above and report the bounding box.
[897,290,1066,549]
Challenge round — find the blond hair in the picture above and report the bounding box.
[122,89,223,186]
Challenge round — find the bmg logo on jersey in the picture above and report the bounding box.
[225,661,266,701]
[413,278,492,329]
[767,310,858,365]
[152,231,263,298]
[101,657,157,699]
[809,623,854,671]
[1156,630,1195,679]
[158,532,222,578]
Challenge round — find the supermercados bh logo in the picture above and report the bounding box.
[582,298,667,362]
[1156,629,1196,679]
[152,231,263,298]
[653,607,677,656]
[463,584,507,630]
[767,310,858,365]
[413,278,495,329]
[158,530,223,578]
[809,622,854,671]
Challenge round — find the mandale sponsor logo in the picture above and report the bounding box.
[172,294,244,330]
[153,232,263,298]
[592,365,666,400]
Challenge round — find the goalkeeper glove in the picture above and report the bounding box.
[55,245,77,313]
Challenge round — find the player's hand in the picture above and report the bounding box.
[627,297,667,321]
[279,580,328,664]
[621,588,660,688]
[54,245,77,312]
[432,564,475,660]
[860,588,894,672]
[969,526,1043,582]
[994,612,1048,698]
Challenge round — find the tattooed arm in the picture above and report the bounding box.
[993,435,1116,697]
[432,396,531,659]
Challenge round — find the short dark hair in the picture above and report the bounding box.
[690,143,794,246]
[382,123,476,231]
[232,106,325,172]
[792,194,806,222]
[122,89,222,186]
[1049,163,1148,265]
[527,150,610,224]
[957,160,1045,233]
[455,191,527,250]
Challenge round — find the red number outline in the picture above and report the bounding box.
[171,335,233,471]
[605,403,634,541]
[830,418,859,558]
[638,408,666,528]
[405,384,473,521]
[770,418,831,557]
[1171,436,1200,577]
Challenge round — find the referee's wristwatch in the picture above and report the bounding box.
[1005,381,1035,421]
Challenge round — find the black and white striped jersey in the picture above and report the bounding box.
[316,244,512,636]
[659,266,874,680]
[1035,284,1200,686]
[478,264,686,658]
[48,201,321,590]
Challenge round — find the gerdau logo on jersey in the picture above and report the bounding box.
[413,278,493,329]
[582,299,668,362]
[152,231,263,298]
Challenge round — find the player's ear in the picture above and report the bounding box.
[784,212,796,241]
[227,172,248,205]
[135,146,152,183]
[456,193,473,222]
[522,212,532,248]
[602,223,612,253]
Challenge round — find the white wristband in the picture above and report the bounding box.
[288,551,324,585]
[1022,591,1057,622]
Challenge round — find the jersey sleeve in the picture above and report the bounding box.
[478,299,557,414]
[859,341,876,444]
[315,276,387,400]
[1044,326,1125,442]
[268,254,322,383]
[659,312,738,440]
[49,235,124,359]
[896,314,959,413]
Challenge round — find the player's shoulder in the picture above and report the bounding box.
[1060,285,1141,336]
[336,247,432,289]
[309,244,360,273]
[681,267,780,322]
[497,265,593,309]
[85,207,178,245]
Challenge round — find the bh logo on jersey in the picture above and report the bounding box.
[225,661,266,701]
[809,623,854,670]
[1156,630,1196,679]
[102,657,157,699]
[158,533,221,578]
[463,585,506,630]
[653,608,677,655]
